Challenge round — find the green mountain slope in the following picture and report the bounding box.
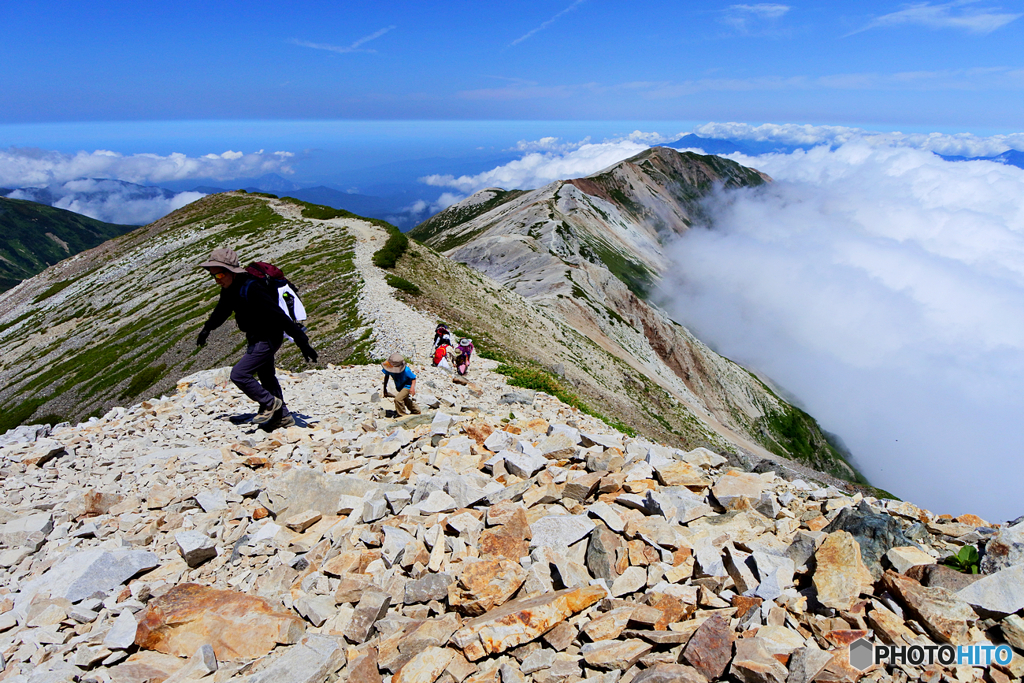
[0,197,136,292]
[0,192,373,430]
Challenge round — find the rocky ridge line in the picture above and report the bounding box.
[1,356,1023,683]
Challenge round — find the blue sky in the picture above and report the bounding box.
[2,1,1023,127]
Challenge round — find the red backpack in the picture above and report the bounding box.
[240,261,306,327]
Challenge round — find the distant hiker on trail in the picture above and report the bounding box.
[434,324,453,350]
[196,247,318,429]
[454,338,474,376]
[432,342,454,374]
[382,352,421,416]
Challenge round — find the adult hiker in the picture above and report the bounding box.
[434,323,453,350]
[196,247,318,428]
[454,338,474,376]
[382,352,421,416]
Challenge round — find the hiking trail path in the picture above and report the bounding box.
[271,200,443,366]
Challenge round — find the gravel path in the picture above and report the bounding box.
[267,199,438,365]
[346,221,438,363]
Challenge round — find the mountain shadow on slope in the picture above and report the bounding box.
[0,197,136,293]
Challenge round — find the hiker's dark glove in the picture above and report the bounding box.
[196,329,210,347]
[299,343,318,363]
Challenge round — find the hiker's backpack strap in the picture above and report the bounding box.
[240,278,256,302]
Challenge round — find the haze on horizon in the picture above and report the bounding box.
[3,0,1024,519]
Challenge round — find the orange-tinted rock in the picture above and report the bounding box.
[451,585,605,661]
[448,559,526,616]
[479,507,531,562]
[955,513,989,527]
[67,490,126,519]
[582,606,635,641]
[682,613,734,680]
[649,595,693,629]
[732,595,764,620]
[463,423,494,447]
[348,648,383,683]
[881,570,976,645]
[393,646,455,683]
[812,531,874,611]
[135,583,304,660]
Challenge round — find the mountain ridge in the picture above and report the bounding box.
[409,147,858,482]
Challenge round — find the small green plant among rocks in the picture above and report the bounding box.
[384,274,420,295]
[943,545,981,574]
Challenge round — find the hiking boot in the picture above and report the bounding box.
[277,413,296,428]
[253,397,283,424]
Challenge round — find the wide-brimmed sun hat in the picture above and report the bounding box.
[459,338,472,346]
[383,352,406,372]
[198,246,248,274]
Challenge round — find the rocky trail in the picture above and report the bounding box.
[1,206,1024,683]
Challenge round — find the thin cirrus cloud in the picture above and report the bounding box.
[292,25,396,54]
[850,1,1021,35]
[456,65,1024,102]
[510,0,586,46]
[721,3,792,32]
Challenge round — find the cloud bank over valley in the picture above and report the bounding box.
[658,144,1024,521]
[0,147,294,224]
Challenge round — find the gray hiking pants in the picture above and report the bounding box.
[230,339,290,416]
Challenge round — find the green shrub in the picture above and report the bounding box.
[385,274,420,296]
[493,362,637,437]
[373,228,409,269]
[0,397,46,433]
[121,364,167,399]
[33,279,75,303]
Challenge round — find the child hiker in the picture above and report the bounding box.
[382,352,421,415]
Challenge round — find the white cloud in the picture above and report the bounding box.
[659,143,1024,521]
[511,0,586,46]
[0,147,293,188]
[854,1,1021,34]
[694,121,1024,156]
[56,190,205,225]
[421,139,650,194]
[292,26,396,54]
[9,179,206,225]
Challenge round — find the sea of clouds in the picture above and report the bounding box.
[661,144,1024,522]
[428,126,1024,521]
[0,147,293,224]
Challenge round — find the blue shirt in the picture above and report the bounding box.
[383,366,416,391]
